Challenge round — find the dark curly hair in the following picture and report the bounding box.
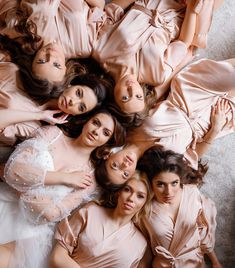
[137,146,208,186]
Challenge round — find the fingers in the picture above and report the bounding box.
[215,98,231,113]
[73,174,93,189]
[53,113,70,124]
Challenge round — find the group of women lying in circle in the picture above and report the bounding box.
[0,0,233,267]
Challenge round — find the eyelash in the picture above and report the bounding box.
[103,130,110,137]
[79,104,85,112]
[37,59,46,64]
[76,89,81,97]
[92,119,100,126]
[53,62,62,69]
[123,171,129,178]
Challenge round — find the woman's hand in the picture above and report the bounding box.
[64,171,93,189]
[40,110,69,125]
[210,98,231,134]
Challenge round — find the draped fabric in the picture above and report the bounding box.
[141,185,217,268]
[55,202,147,268]
[93,0,215,88]
[128,59,235,169]
[0,126,99,268]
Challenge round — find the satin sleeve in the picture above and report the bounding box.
[104,3,124,24]
[187,0,215,48]
[0,62,42,145]
[197,193,217,254]
[4,126,61,192]
[54,204,89,254]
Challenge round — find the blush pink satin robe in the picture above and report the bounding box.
[140,185,217,268]
[55,202,147,268]
[93,0,216,92]
[128,59,235,169]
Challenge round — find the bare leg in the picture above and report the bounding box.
[0,242,15,268]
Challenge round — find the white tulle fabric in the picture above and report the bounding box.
[0,126,100,268]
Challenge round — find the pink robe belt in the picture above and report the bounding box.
[154,245,203,268]
[131,4,176,33]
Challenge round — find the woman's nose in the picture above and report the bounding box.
[92,128,98,136]
[68,99,73,106]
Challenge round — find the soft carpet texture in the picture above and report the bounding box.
[197,1,235,266]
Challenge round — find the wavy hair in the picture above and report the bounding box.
[99,170,153,224]
[106,84,158,128]
[137,146,208,186]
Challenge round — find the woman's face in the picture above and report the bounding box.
[58,85,98,115]
[152,172,181,204]
[105,148,138,184]
[32,43,66,82]
[116,178,147,218]
[81,113,115,148]
[114,74,145,113]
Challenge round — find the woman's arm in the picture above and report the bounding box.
[50,243,81,268]
[207,251,223,268]
[0,109,68,130]
[178,5,197,47]
[20,189,92,222]
[195,98,232,157]
[45,170,93,188]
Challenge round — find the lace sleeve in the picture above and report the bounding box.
[4,126,61,192]
[19,182,100,224]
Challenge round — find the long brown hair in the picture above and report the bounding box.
[106,84,158,128]
[137,146,208,186]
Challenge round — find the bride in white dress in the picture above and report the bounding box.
[0,109,125,268]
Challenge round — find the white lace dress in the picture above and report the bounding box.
[0,126,99,268]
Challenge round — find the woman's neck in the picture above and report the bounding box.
[111,208,133,227]
[127,141,154,159]
[42,99,59,110]
[71,135,96,159]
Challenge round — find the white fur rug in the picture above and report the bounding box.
[197,1,235,267]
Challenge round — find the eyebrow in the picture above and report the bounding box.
[156,179,179,184]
